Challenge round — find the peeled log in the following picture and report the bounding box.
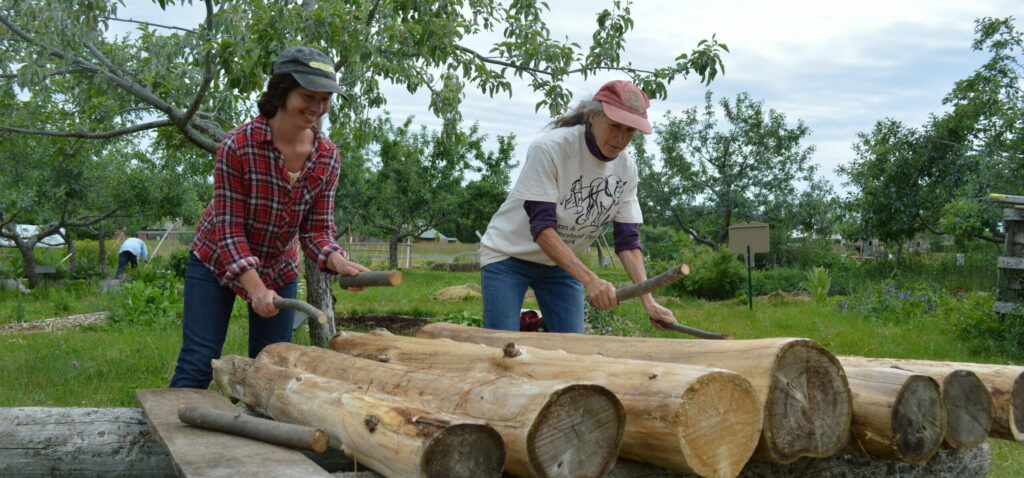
[844,367,945,463]
[417,322,851,464]
[839,356,1023,442]
[257,342,626,478]
[330,329,762,478]
[211,355,505,478]
[839,357,992,449]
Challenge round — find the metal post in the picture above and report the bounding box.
[747,245,753,311]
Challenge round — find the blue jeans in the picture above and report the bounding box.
[169,253,297,389]
[481,257,584,333]
[115,251,137,278]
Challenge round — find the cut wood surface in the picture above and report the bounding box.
[843,368,945,463]
[615,262,689,301]
[839,356,1023,441]
[839,357,992,450]
[177,405,328,453]
[416,322,852,465]
[336,270,403,288]
[330,329,762,478]
[135,388,332,478]
[256,342,626,478]
[212,356,505,478]
[0,407,993,478]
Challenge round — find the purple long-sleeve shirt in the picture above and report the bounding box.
[523,200,641,252]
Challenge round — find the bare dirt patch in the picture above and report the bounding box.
[337,314,430,335]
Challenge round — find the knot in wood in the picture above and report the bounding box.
[376,353,390,363]
[502,342,522,358]
[648,373,658,380]
[364,414,380,433]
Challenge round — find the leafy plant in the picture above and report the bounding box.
[107,278,183,329]
[803,267,831,304]
[432,311,482,328]
[835,282,938,322]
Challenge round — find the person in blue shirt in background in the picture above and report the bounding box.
[116,235,149,278]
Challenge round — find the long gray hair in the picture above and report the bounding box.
[549,100,604,129]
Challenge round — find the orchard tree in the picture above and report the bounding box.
[0,0,727,341]
[444,134,518,243]
[635,91,827,249]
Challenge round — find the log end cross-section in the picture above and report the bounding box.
[759,339,852,464]
[421,423,506,478]
[676,371,763,478]
[528,384,625,478]
[940,370,993,449]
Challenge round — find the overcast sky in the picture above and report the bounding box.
[117,0,1023,193]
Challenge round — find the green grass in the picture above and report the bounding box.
[1,267,1021,474]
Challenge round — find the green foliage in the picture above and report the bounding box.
[168,250,189,280]
[941,292,1024,358]
[835,282,939,323]
[803,267,831,304]
[750,267,806,295]
[634,91,833,248]
[675,249,746,300]
[107,278,182,329]
[639,225,694,263]
[432,311,483,328]
[760,235,843,269]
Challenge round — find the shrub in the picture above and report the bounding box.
[639,225,694,263]
[803,267,831,304]
[168,250,189,279]
[750,267,805,296]
[835,282,939,322]
[941,292,1024,358]
[107,277,183,328]
[677,249,746,300]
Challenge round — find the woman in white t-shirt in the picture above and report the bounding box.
[478,80,680,333]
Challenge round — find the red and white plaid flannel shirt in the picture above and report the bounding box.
[191,115,345,300]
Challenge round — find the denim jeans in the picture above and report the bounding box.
[169,253,297,389]
[481,256,584,333]
[115,251,137,278]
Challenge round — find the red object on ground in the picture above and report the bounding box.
[519,309,543,332]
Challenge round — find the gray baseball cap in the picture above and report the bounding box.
[272,46,346,98]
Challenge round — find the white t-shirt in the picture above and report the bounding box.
[479,124,643,267]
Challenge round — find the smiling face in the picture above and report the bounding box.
[279,87,332,130]
[589,112,637,158]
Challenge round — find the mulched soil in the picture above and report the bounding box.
[336,314,431,336]
[0,312,108,334]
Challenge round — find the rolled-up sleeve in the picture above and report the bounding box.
[300,153,344,270]
[214,140,260,281]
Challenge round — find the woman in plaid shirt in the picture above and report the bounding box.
[169,47,369,389]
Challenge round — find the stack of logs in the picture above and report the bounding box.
[206,323,1024,478]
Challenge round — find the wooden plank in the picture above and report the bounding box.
[997,256,1024,270]
[985,193,1024,205]
[1005,208,1024,221]
[135,388,332,478]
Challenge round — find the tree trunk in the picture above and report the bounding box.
[839,357,993,449]
[17,241,39,288]
[0,407,358,477]
[838,356,1023,442]
[330,329,763,478]
[255,342,626,478]
[843,367,945,464]
[62,229,77,271]
[388,233,400,269]
[97,226,108,275]
[212,356,505,478]
[416,323,852,465]
[303,256,336,348]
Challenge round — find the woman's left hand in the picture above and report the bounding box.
[644,301,678,332]
[327,252,371,291]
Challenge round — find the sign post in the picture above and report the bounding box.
[728,223,770,311]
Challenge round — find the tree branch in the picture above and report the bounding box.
[0,119,174,139]
[0,66,91,79]
[99,15,197,34]
[180,0,215,127]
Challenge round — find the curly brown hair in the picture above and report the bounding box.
[256,74,302,118]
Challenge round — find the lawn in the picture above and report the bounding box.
[1,266,1022,476]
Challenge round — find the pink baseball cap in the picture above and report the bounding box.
[592,80,652,134]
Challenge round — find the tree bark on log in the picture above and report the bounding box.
[304,257,336,348]
[416,323,852,465]
[330,329,762,478]
[0,407,993,478]
[177,405,329,453]
[336,270,403,288]
[843,367,945,463]
[212,355,505,478]
[615,263,689,302]
[839,357,992,450]
[838,356,1023,441]
[256,342,626,478]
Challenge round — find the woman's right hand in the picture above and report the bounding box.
[585,278,618,310]
[251,288,283,318]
